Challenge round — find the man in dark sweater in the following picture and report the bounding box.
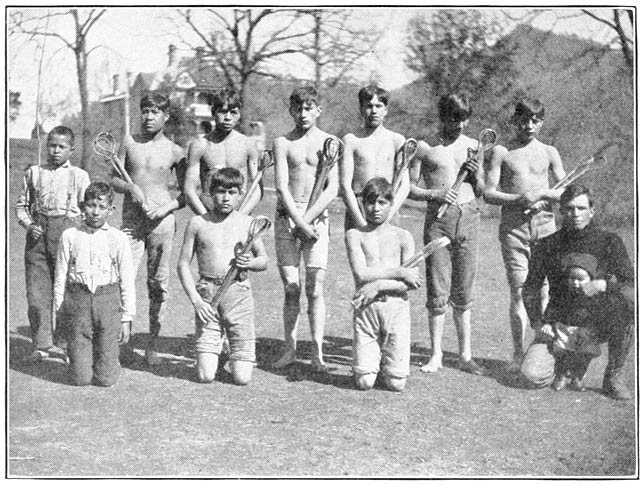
[520,184,634,400]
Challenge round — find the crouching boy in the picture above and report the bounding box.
[177,167,268,385]
[345,178,421,391]
[54,182,135,386]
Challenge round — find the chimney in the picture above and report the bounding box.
[112,74,120,95]
[168,44,177,67]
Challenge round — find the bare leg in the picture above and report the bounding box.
[272,265,300,368]
[196,352,219,383]
[305,267,327,369]
[454,308,472,362]
[421,312,444,373]
[231,360,254,386]
[146,299,163,366]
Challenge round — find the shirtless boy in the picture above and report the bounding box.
[483,98,566,369]
[184,88,260,215]
[271,86,339,371]
[346,177,421,391]
[409,93,487,375]
[340,85,408,229]
[112,93,185,365]
[177,168,268,385]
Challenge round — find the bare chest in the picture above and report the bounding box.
[127,143,175,173]
[203,139,249,172]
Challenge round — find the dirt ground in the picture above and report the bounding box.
[6,143,637,478]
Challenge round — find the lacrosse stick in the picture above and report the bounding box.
[392,138,418,195]
[238,150,274,214]
[93,132,134,185]
[436,128,497,220]
[210,216,272,308]
[402,236,450,268]
[524,143,611,216]
[307,137,343,211]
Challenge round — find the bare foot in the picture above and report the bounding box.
[272,349,296,369]
[506,355,523,373]
[145,347,162,366]
[420,356,443,373]
[311,357,331,373]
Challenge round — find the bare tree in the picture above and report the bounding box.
[501,8,633,70]
[175,8,309,123]
[297,9,380,96]
[9,8,107,169]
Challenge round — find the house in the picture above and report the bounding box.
[97,44,226,143]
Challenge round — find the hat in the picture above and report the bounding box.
[561,252,599,279]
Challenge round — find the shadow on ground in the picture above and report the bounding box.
[257,336,355,389]
[9,328,70,385]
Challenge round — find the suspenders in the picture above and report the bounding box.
[31,165,77,220]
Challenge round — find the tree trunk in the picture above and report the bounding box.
[72,10,91,171]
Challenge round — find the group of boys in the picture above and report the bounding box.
[16,84,633,399]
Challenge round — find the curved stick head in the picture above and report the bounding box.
[93,132,117,158]
[323,137,343,162]
[249,215,272,237]
[478,129,498,149]
[260,150,274,170]
[403,138,419,163]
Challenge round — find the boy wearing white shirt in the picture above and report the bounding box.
[54,182,135,387]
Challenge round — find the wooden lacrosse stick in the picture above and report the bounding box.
[402,236,450,268]
[524,144,611,216]
[238,150,274,214]
[307,137,343,211]
[392,138,418,195]
[210,216,272,308]
[93,132,134,185]
[436,128,497,220]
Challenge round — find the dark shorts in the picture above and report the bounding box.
[424,201,480,315]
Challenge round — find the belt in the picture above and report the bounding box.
[429,199,476,208]
[66,282,119,292]
[200,272,248,285]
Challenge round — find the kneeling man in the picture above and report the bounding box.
[520,184,634,400]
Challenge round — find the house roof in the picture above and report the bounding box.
[135,57,225,93]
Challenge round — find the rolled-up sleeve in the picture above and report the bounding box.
[53,230,72,312]
[15,167,34,229]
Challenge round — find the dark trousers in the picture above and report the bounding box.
[61,283,122,387]
[522,294,634,389]
[24,215,78,350]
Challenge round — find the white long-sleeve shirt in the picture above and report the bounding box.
[54,223,136,321]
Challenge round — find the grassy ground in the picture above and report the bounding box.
[7,139,636,477]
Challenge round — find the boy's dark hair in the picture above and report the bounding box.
[84,181,114,205]
[358,85,389,108]
[210,167,244,194]
[438,93,472,122]
[47,125,75,146]
[289,86,319,108]
[140,93,170,113]
[211,88,242,114]
[361,177,394,205]
[560,184,593,208]
[513,98,545,121]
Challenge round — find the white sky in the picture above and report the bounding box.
[6,6,630,138]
